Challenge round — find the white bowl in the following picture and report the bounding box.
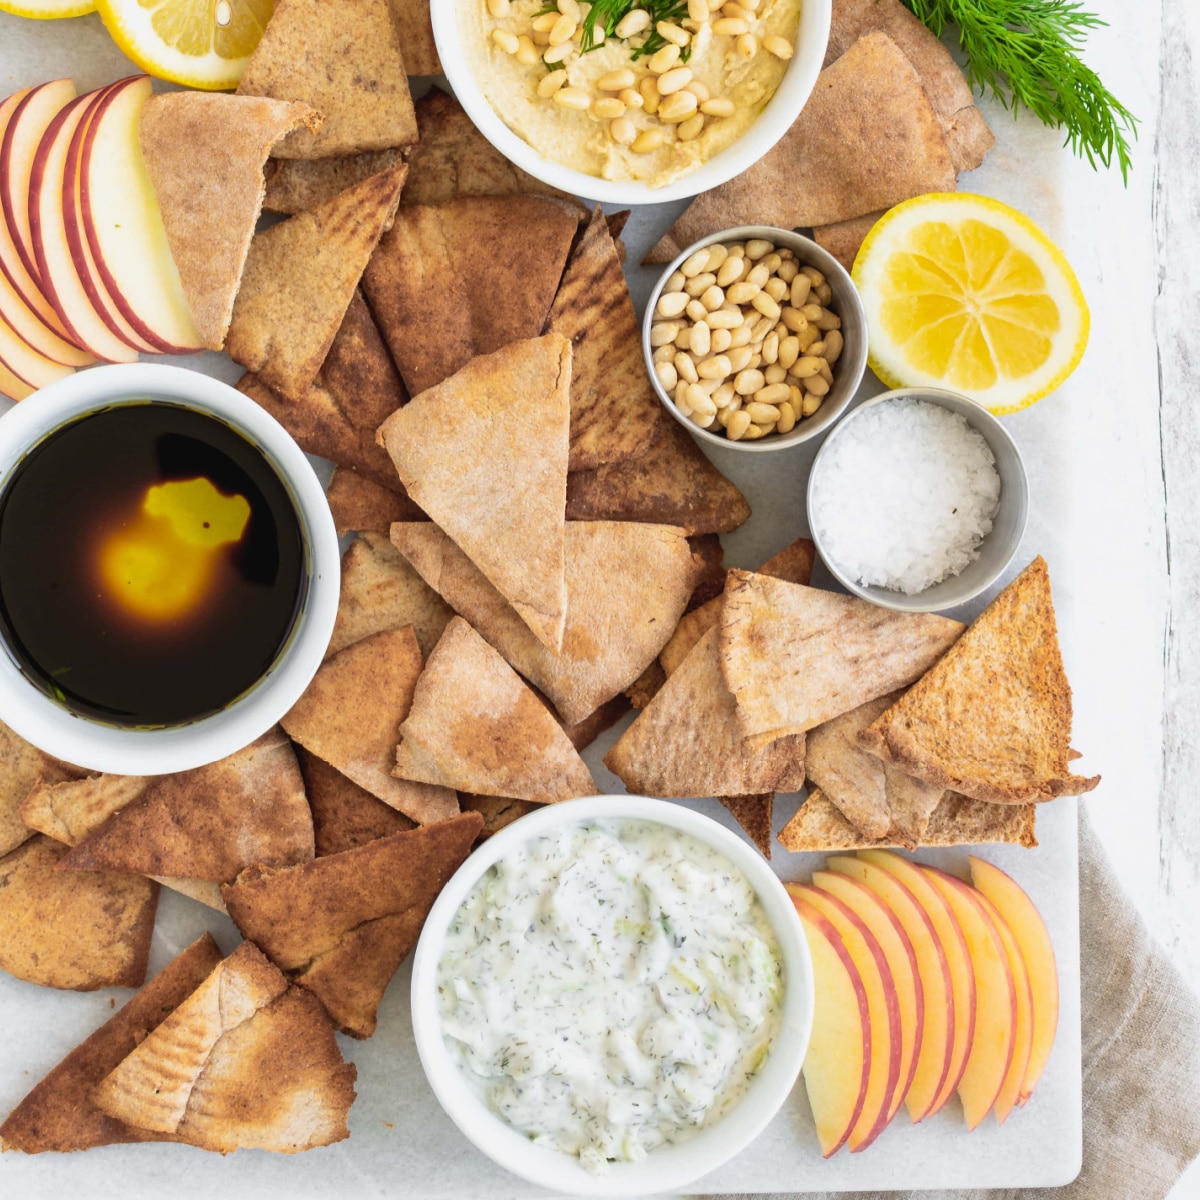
[410,795,814,1197]
[432,0,832,206]
[0,364,340,775]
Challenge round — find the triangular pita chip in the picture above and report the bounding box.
[548,206,663,471]
[327,467,425,535]
[389,0,439,76]
[559,693,631,752]
[61,730,314,881]
[391,520,701,725]
[719,795,774,859]
[719,570,964,749]
[0,718,83,856]
[264,148,404,214]
[605,627,806,798]
[625,659,667,709]
[685,533,727,606]
[329,531,452,660]
[0,935,223,1153]
[394,618,597,803]
[378,335,571,651]
[93,942,356,1153]
[459,794,540,841]
[222,813,482,1037]
[812,211,882,273]
[859,557,1101,804]
[237,0,417,159]
[139,93,320,350]
[282,626,459,824]
[226,164,406,400]
[646,32,956,262]
[362,195,579,397]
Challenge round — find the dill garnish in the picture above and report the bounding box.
[577,0,692,60]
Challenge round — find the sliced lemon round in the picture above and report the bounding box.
[852,193,1089,415]
[94,0,274,90]
[0,0,95,16]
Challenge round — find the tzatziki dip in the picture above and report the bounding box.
[437,818,783,1173]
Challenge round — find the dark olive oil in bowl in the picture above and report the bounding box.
[0,401,306,728]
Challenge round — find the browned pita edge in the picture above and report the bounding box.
[263,148,404,214]
[394,618,598,803]
[645,32,956,263]
[812,211,883,273]
[567,416,751,535]
[858,557,1101,804]
[0,934,223,1153]
[226,164,406,401]
[378,335,571,653]
[605,626,806,798]
[0,719,84,857]
[459,795,541,841]
[389,0,440,76]
[0,835,158,991]
[560,693,630,752]
[548,206,663,472]
[716,795,773,859]
[92,942,357,1153]
[718,570,964,750]
[625,660,667,709]
[222,814,482,1037]
[139,93,320,351]
[60,730,314,882]
[363,194,581,398]
[237,0,417,159]
[777,788,1037,853]
[685,533,727,610]
[327,467,425,535]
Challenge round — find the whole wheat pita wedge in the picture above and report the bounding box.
[559,693,630,752]
[139,93,320,351]
[719,794,774,858]
[363,195,580,398]
[61,730,314,881]
[93,942,356,1153]
[812,211,882,273]
[685,533,727,608]
[394,618,597,803]
[777,787,1037,853]
[237,291,406,490]
[391,521,701,725]
[389,0,439,75]
[548,206,663,472]
[0,836,158,991]
[605,627,806,798]
[0,934,223,1153]
[0,719,83,857]
[459,794,541,841]
[263,148,404,214]
[645,32,956,263]
[719,570,964,749]
[222,813,482,1037]
[237,0,417,159]
[327,467,425,535]
[567,416,752,534]
[329,531,452,660]
[282,626,459,824]
[226,164,406,400]
[625,660,667,709]
[859,557,1101,804]
[378,336,571,651]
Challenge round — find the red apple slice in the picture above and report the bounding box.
[0,353,33,401]
[0,306,74,391]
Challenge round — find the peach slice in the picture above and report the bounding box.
[788,882,901,1151]
[0,305,74,390]
[923,866,1017,1130]
[0,350,33,400]
[970,856,1059,1105]
[791,894,871,1157]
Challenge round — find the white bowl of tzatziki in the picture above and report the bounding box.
[410,795,814,1197]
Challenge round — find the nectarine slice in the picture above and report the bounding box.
[0,349,34,400]
[0,305,73,389]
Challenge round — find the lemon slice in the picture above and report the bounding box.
[94,0,274,90]
[852,193,1089,415]
[0,0,95,16]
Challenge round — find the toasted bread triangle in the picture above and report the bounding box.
[389,0,439,75]
[326,467,426,536]
[0,718,83,857]
[719,794,775,859]
[297,747,416,857]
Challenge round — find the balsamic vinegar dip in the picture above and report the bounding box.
[0,401,306,728]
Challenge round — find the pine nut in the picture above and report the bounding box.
[593,97,626,119]
[764,34,794,58]
[746,401,781,424]
[757,383,792,405]
[558,0,581,17]
[710,328,732,353]
[707,307,741,329]
[674,326,691,349]
[765,276,788,301]
[816,282,833,304]
[532,11,558,31]
[598,68,636,91]
[684,271,716,297]
[632,127,665,153]
[712,17,749,34]
[816,309,842,331]
[726,281,760,305]
[691,409,718,429]
[675,381,693,415]
[650,321,679,347]
[688,0,710,20]
[790,356,822,378]
[713,381,736,407]
[649,43,681,72]
[776,403,796,433]
[734,368,765,395]
[726,346,754,373]
[801,392,823,417]
[687,385,717,416]
[639,76,661,113]
[515,35,539,63]
[764,363,787,384]
[741,0,761,9]
[657,20,691,45]
[658,90,698,122]
[762,331,779,364]
[704,243,728,271]
[548,13,576,44]
[801,303,824,322]
[492,28,520,53]
[790,274,812,307]
[802,265,825,285]
[657,66,693,95]
[777,260,799,283]
[806,374,830,396]
[696,354,731,380]
[824,329,844,364]
[701,96,736,118]
[665,270,685,291]
[677,113,706,141]
[781,307,808,333]
[778,336,800,369]
[655,361,678,391]
[486,0,508,16]
[752,292,782,320]
[686,79,711,102]
[615,8,651,37]
[690,320,711,357]
[716,256,747,287]
[657,290,688,318]
[674,351,699,383]
[652,344,674,364]
[746,262,770,288]
[543,40,574,62]
[745,239,773,260]
[744,424,768,439]
[722,1,751,17]
[554,85,591,109]
[726,410,752,440]
[537,68,569,96]
[736,32,757,58]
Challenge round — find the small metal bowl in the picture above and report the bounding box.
[806,388,1030,613]
[642,226,868,453]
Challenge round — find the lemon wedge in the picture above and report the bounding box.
[853,193,1089,415]
[0,0,95,16]
[94,0,274,90]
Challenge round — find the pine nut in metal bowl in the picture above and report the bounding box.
[642,227,868,452]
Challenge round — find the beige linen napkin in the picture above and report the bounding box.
[710,811,1200,1200]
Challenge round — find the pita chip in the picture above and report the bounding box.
[237,0,417,158]
[282,626,459,824]
[327,468,424,535]
[394,618,597,803]
[226,164,406,400]
[0,934,223,1153]
[625,659,667,709]
[719,795,774,859]
[859,557,1101,804]
[93,942,356,1153]
[296,746,415,857]
[378,336,571,651]
[263,148,404,214]
[222,813,482,1037]
[0,718,83,857]
[363,195,579,397]
[391,520,701,725]
[719,570,964,749]
[61,730,314,881]
[139,93,321,350]
[390,0,439,76]
[459,794,540,841]
[686,533,727,607]
[559,693,631,752]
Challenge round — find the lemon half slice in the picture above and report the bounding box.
[853,193,1089,415]
[0,0,94,17]
[95,0,273,90]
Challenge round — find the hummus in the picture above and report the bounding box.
[458,0,803,188]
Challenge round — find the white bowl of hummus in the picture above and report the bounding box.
[435,0,832,204]
[410,795,814,1196]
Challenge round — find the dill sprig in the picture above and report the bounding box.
[579,0,692,60]
[901,0,1137,181]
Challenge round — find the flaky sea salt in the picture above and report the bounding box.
[810,398,1002,595]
